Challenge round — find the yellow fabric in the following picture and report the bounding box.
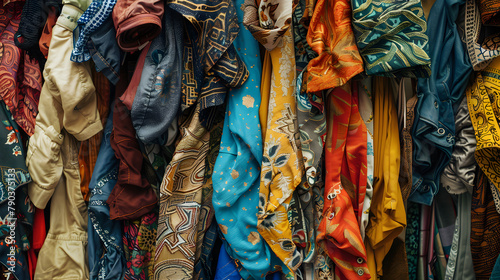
[258,28,304,274]
[365,77,406,278]
[467,57,500,192]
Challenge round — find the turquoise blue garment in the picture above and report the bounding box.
[212,0,282,278]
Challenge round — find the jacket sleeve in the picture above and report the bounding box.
[26,5,103,209]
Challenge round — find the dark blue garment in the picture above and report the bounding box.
[130,6,183,144]
[215,244,243,280]
[410,0,472,205]
[88,17,122,85]
[194,221,222,280]
[88,105,126,280]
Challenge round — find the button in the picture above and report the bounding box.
[357,258,364,264]
[357,269,364,276]
[328,212,335,220]
[327,193,337,200]
[437,128,445,135]
[434,101,439,108]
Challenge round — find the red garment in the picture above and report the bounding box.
[106,69,157,220]
[119,43,150,110]
[112,0,163,52]
[39,6,57,59]
[317,83,369,280]
[0,3,42,136]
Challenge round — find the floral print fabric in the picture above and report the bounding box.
[244,0,305,275]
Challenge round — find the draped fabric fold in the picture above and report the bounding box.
[317,83,370,280]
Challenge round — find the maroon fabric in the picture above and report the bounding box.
[107,70,157,220]
[112,0,163,52]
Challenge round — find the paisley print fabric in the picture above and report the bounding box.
[467,57,500,193]
[318,84,370,280]
[351,0,431,78]
[304,0,363,93]
[288,71,326,266]
[0,3,42,137]
[244,0,304,275]
[365,76,406,278]
[292,0,316,74]
[475,0,500,25]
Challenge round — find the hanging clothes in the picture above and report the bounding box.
[365,76,406,279]
[318,83,370,280]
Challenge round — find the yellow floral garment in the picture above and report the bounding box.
[244,0,305,275]
[467,56,500,192]
[364,77,407,278]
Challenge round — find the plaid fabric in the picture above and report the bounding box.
[71,0,116,62]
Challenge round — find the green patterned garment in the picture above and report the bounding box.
[351,0,432,78]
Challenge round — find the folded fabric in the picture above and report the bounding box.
[112,0,163,52]
[475,0,500,25]
[106,72,158,220]
[465,0,500,71]
[304,0,363,92]
[71,0,116,62]
[351,0,431,77]
[130,5,183,144]
[467,57,500,194]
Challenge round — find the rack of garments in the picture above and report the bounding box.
[0,0,500,278]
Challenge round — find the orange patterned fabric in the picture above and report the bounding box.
[317,83,370,280]
[304,0,363,93]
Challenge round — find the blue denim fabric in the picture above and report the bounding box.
[88,106,126,280]
[130,6,183,144]
[87,17,122,85]
[194,221,222,280]
[410,0,472,205]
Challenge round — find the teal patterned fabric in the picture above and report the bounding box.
[351,0,432,78]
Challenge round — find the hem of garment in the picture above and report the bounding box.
[73,120,103,141]
[28,181,55,209]
[116,14,162,52]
